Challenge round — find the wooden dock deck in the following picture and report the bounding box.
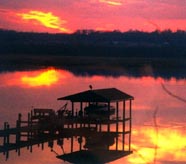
[0,108,130,157]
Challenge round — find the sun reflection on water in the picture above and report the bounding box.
[127,126,186,164]
[21,68,60,87]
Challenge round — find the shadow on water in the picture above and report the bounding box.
[0,88,133,164]
[0,55,185,79]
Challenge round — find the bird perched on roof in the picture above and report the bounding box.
[89,85,93,90]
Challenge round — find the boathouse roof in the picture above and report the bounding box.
[57,88,134,102]
[57,150,131,164]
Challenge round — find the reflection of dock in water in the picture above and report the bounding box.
[0,88,134,163]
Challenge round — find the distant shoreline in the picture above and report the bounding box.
[1,29,186,58]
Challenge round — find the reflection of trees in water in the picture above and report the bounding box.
[0,55,185,80]
[161,83,186,103]
[153,83,186,164]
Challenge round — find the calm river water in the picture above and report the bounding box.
[0,68,185,164]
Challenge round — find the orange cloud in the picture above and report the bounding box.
[21,69,60,87]
[99,0,122,6]
[17,10,71,33]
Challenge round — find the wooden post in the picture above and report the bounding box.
[30,110,33,139]
[3,122,7,152]
[99,122,102,132]
[3,122,10,159]
[42,142,44,150]
[30,144,33,153]
[122,100,125,151]
[116,101,119,150]
[72,102,74,128]
[27,113,30,140]
[107,102,110,132]
[116,101,119,128]
[78,136,83,151]
[16,113,22,156]
[129,99,132,151]
[71,137,73,153]
[6,123,9,145]
[72,102,74,117]
[6,123,9,160]
[27,112,32,150]
[80,102,83,128]
[16,113,22,143]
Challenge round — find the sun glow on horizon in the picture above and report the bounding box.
[17,10,71,33]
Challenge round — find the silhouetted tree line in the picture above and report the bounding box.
[0,29,186,58]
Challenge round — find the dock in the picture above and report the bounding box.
[0,88,134,163]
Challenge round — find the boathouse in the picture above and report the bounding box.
[57,87,134,162]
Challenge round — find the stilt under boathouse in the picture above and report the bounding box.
[57,87,134,163]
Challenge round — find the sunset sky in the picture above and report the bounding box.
[0,0,186,33]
